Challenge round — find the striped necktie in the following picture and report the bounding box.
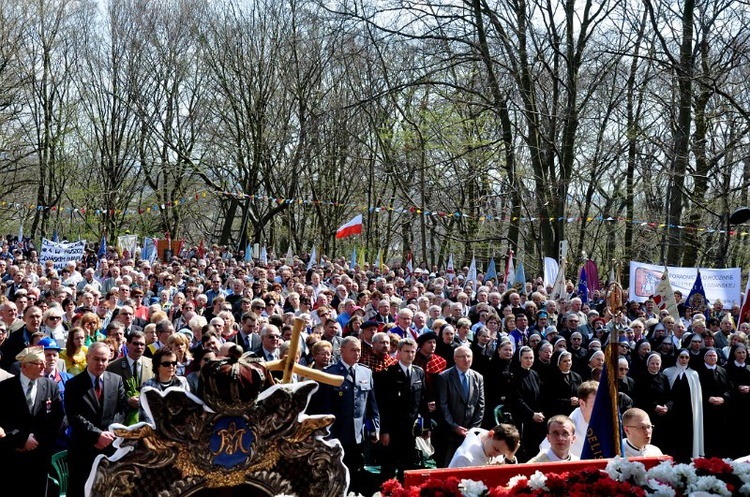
[25,381,34,411]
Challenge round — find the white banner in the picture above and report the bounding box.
[117,235,138,257]
[629,261,741,308]
[40,239,86,270]
[543,257,559,288]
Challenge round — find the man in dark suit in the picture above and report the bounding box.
[65,342,128,497]
[375,337,430,480]
[0,346,64,497]
[107,331,154,421]
[113,305,143,338]
[232,312,262,353]
[315,336,379,494]
[258,323,282,361]
[437,346,485,466]
[0,305,42,371]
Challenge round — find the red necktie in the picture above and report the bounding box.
[95,378,103,401]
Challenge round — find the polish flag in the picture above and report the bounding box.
[335,214,363,239]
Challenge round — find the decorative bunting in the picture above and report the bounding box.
[3,191,749,238]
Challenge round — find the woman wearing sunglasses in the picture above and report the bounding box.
[140,348,190,423]
[42,307,67,343]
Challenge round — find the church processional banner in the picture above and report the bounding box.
[629,261,741,307]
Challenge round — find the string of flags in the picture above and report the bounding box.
[2,190,750,237]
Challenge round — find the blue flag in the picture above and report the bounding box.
[581,360,622,459]
[350,248,357,269]
[98,235,107,259]
[52,230,59,243]
[485,258,497,282]
[515,260,526,294]
[686,268,708,314]
[244,243,252,262]
[578,266,589,303]
[142,238,157,263]
[141,237,148,260]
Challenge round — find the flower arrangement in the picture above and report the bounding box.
[378,458,750,497]
[124,377,140,425]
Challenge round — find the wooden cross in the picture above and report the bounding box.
[265,317,343,387]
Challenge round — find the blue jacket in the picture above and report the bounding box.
[320,361,380,445]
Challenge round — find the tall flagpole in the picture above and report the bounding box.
[605,261,624,456]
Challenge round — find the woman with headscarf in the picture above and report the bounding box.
[544,350,583,417]
[628,339,652,378]
[469,325,493,377]
[697,348,730,457]
[652,335,677,369]
[578,349,605,381]
[532,341,554,384]
[663,349,704,462]
[484,338,515,428]
[726,343,750,458]
[435,324,457,368]
[634,352,672,450]
[507,346,545,462]
[552,336,567,353]
[684,333,706,370]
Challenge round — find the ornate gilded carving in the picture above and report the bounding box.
[88,375,347,497]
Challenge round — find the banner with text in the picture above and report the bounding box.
[40,239,86,270]
[629,261,741,308]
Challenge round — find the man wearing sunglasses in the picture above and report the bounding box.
[259,324,282,361]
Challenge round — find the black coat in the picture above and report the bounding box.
[0,326,32,371]
[543,369,583,417]
[634,371,673,416]
[698,364,731,457]
[634,371,673,448]
[374,363,429,437]
[0,375,64,497]
[64,370,128,497]
[507,366,545,461]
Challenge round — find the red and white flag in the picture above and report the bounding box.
[405,250,413,275]
[446,253,455,282]
[335,214,363,239]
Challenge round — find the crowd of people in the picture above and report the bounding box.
[0,240,748,496]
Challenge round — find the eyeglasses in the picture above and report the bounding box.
[48,316,62,321]
[266,334,281,340]
[160,361,178,367]
[626,424,654,431]
[619,367,629,371]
